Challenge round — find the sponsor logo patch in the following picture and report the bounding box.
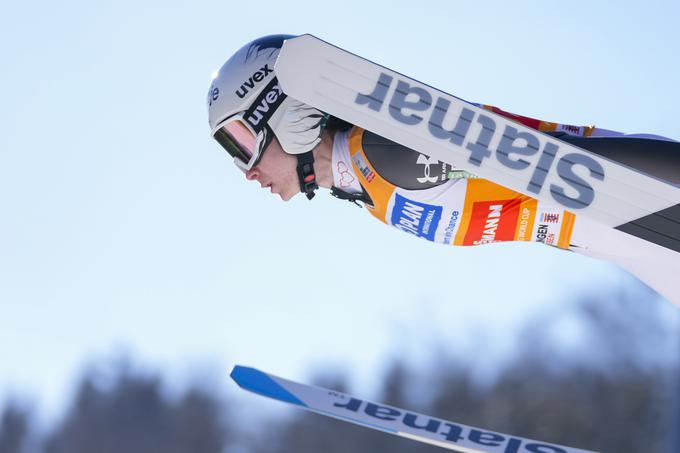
[540,212,560,223]
[390,194,442,241]
[443,210,460,244]
[545,232,556,246]
[463,200,520,245]
[558,124,584,136]
[535,223,549,243]
[352,153,376,183]
[517,207,532,241]
[416,154,444,184]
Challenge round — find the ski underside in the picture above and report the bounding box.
[231,365,599,453]
[274,34,680,305]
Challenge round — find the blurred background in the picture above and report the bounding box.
[2,1,679,452]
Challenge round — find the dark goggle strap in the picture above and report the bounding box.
[250,125,275,169]
[296,151,318,200]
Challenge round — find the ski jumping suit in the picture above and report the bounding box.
[330,106,680,302]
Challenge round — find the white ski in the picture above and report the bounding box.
[274,34,680,255]
[230,365,599,453]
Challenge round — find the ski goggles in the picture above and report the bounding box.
[212,77,287,171]
[212,114,271,171]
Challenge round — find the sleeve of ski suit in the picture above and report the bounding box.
[475,104,597,138]
[477,104,677,142]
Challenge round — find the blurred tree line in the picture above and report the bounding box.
[2,287,679,453]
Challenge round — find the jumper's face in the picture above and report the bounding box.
[245,137,300,201]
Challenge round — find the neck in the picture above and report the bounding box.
[312,129,334,189]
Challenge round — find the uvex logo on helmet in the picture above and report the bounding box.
[235,64,274,99]
[243,78,286,131]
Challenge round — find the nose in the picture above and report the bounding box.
[245,168,259,181]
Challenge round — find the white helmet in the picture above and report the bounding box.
[207,34,326,199]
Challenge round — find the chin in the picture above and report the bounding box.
[280,190,298,202]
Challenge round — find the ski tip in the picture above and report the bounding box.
[230,365,306,407]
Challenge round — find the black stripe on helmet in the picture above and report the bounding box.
[242,77,287,134]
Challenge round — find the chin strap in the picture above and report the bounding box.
[296,151,318,200]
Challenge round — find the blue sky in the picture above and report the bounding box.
[1,0,679,422]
